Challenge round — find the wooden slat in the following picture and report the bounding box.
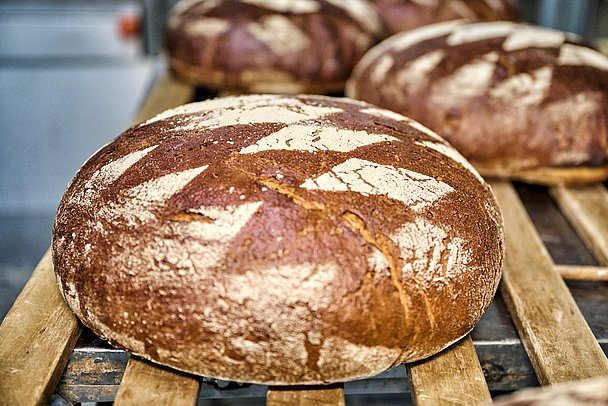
[0,250,82,405]
[407,336,491,405]
[550,184,608,266]
[131,71,196,126]
[113,358,200,406]
[556,265,608,281]
[490,181,608,384]
[267,385,345,406]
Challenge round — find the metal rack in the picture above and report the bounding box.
[1,73,607,405]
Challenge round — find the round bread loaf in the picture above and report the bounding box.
[370,0,519,34]
[346,21,608,185]
[52,94,503,384]
[164,0,385,94]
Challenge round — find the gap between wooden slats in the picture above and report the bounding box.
[267,385,345,406]
[0,250,81,405]
[490,181,608,385]
[550,184,608,266]
[407,336,491,405]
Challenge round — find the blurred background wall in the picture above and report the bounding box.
[0,0,157,317]
[0,0,607,319]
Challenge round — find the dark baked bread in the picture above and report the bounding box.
[165,0,385,94]
[370,0,519,35]
[52,94,503,384]
[346,21,608,185]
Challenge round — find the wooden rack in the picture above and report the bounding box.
[1,72,607,405]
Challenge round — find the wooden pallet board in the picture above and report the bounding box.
[490,181,608,384]
[551,184,608,266]
[0,250,82,406]
[267,385,345,406]
[114,358,200,406]
[407,336,491,405]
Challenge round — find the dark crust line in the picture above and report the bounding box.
[370,0,520,34]
[164,0,385,93]
[348,22,608,184]
[52,95,503,384]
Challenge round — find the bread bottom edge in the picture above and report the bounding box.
[477,164,608,186]
[169,59,345,95]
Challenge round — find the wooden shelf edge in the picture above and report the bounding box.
[407,336,491,406]
[114,358,200,406]
[267,384,345,406]
[0,249,82,405]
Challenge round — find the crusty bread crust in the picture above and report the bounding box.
[165,0,385,94]
[370,0,519,34]
[52,95,503,384]
[347,21,608,185]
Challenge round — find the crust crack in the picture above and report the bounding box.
[439,226,456,299]
[340,211,410,329]
[258,177,326,211]
[304,336,323,373]
[165,211,214,223]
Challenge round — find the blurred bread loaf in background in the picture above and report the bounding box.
[369,0,519,34]
[165,0,386,94]
[347,21,608,185]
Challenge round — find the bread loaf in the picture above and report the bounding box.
[165,0,385,94]
[347,21,608,184]
[370,0,519,34]
[53,94,503,384]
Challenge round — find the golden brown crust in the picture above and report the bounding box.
[52,95,503,384]
[347,21,608,185]
[370,0,519,34]
[165,0,385,94]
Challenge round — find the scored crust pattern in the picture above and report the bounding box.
[347,21,608,184]
[53,95,503,384]
[165,0,385,93]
